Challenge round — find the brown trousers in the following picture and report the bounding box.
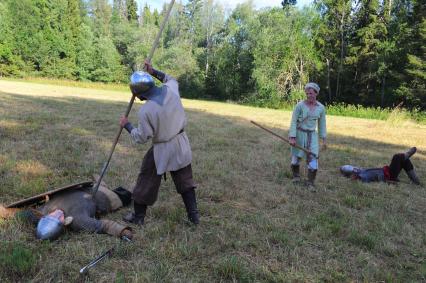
[132,147,196,206]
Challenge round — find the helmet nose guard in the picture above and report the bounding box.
[36,216,64,240]
[129,71,155,97]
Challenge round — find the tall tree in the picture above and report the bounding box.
[346,0,387,105]
[126,0,138,22]
[251,7,322,105]
[315,0,352,101]
[396,0,426,108]
[214,2,254,100]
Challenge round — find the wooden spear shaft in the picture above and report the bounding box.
[92,0,176,197]
[250,120,317,158]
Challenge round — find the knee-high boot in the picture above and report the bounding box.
[181,189,199,225]
[307,169,317,189]
[123,202,147,225]
[406,169,421,185]
[291,164,301,182]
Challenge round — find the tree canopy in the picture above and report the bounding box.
[0,0,424,109]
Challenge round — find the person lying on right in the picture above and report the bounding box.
[340,147,421,185]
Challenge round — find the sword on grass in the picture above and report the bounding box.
[79,235,131,275]
[250,120,317,158]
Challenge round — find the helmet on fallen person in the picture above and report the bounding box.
[340,165,361,177]
[36,209,72,240]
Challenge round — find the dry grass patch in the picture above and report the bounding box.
[0,79,425,282]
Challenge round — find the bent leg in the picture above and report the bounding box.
[388,153,405,180]
[402,159,420,185]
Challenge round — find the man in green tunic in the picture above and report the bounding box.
[289,82,327,188]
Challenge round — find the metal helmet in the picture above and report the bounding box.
[129,71,155,97]
[340,165,360,177]
[36,211,64,240]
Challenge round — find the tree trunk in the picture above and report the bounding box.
[336,10,345,98]
[381,75,386,107]
[326,58,331,102]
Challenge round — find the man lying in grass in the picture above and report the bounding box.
[340,147,421,185]
[0,177,133,240]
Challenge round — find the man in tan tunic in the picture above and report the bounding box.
[119,60,199,226]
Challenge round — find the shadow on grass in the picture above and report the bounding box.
[0,92,425,282]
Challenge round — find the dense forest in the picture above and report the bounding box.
[0,0,424,109]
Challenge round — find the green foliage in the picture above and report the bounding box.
[0,0,424,111]
[211,2,255,101]
[126,0,138,22]
[91,36,126,82]
[157,40,204,98]
[251,7,322,104]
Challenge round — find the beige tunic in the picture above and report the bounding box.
[130,74,192,175]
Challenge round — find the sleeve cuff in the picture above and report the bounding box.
[124,122,134,134]
[152,69,166,82]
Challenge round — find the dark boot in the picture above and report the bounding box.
[406,169,421,185]
[307,169,317,191]
[404,147,417,160]
[181,189,199,225]
[291,164,301,183]
[123,202,147,225]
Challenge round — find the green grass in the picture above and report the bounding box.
[0,79,425,281]
[0,242,36,279]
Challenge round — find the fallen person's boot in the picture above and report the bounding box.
[404,147,417,160]
[123,202,147,225]
[101,219,131,238]
[406,169,421,185]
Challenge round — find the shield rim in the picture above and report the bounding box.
[6,181,93,208]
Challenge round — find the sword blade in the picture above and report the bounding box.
[79,247,114,274]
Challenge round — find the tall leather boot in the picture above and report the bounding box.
[307,169,317,191]
[291,164,301,183]
[123,202,147,225]
[404,147,417,160]
[181,189,199,225]
[406,169,421,185]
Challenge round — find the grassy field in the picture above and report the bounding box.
[0,79,425,282]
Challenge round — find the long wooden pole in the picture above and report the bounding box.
[92,0,176,197]
[250,120,317,158]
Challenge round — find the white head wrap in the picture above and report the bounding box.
[305,82,320,94]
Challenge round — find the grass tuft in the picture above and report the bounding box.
[214,255,254,282]
[0,242,36,278]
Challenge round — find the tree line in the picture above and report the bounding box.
[0,0,424,109]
